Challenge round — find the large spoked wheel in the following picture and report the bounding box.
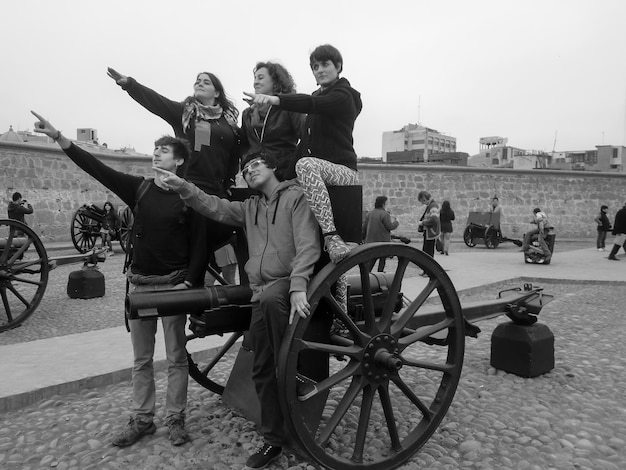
[0,219,49,332]
[118,207,133,254]
[186,331,244,394]
[71,209,101,253]
[278,243,465,470]
[463,225,477,247]
[484,226,500,249]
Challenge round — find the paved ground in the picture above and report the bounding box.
[0,239,625,469]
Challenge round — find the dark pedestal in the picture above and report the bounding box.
[490,322,555,377]
[67,268,105,299]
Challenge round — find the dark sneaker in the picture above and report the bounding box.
[324,234,350,264]
[608,256,620,261]
[296,374,318,401]
[246,443,282,469]
[111,417,156,447]
[166,415,189,446]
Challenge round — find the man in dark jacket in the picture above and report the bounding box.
[608,203,626,261]
[362,195,399,271]
[32,110,204,448]
[7,192,34,234]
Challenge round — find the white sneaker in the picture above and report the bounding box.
[598,248,604,252]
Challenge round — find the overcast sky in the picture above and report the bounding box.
[2,0,625,157]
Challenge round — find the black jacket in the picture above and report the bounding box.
[612,207,626,235]
[278,77,362,171]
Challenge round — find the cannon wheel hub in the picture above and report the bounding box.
[362,334,402,382]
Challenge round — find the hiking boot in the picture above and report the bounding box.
[324,234,350,264]
[111,416,156,447]
[245,443,282,469]
[166,415,189,446]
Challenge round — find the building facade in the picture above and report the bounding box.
[382,124,457,163]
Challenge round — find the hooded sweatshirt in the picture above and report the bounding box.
[278,77,362,171]
[177,179,320,301]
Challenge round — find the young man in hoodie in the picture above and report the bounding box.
[154,150,321,469]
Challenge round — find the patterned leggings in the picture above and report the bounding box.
[296,157,358,235]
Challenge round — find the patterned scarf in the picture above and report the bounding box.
[182,98,223,131]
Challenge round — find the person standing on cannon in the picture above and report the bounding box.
[154,150,321,470]
[31,111,205,447]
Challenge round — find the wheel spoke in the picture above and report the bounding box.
[7,275,45,287]
[391,375,435,421]
[292,338,361,359]
[401,357,456,373]
[357,263,378,335]
[1,288,13,322]
[351,383,375,463]
[324,288,368,345]
[378,256,409,331]
[197,331,243,375]
[317,376,365,445]
[391,277,440,335]
[6,282,31,307]
[378,383,402,451]
[298,360,360,402]
[398,317,455,346]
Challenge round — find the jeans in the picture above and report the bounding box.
[522,228,551,257]
[596,230,607,249]
[129,283,188,423]
[247,278,291,446]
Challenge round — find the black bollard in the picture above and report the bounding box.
[490,322,555,377]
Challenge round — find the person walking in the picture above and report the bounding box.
[362,195,399,272]
[32,111,204,447]
[594,205,611,252]
[607,203,626,261]
[417,191,440,258]
[439,200,455,256]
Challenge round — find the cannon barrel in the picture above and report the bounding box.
[125,272,396,320]
[125,285,254,319]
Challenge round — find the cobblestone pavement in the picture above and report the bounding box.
[1,278,625,469]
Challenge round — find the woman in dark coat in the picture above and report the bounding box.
[439,200,455,255]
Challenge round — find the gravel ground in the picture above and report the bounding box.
[2,240,624,469]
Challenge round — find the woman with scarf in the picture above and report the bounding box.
[241,61,304,181]
[244,44,362,264]
[107,68,241,286]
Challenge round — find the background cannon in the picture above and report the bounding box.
[463,211,522,249]
[127,240,553,470]
[0,218,105,332]
[70,203,133,253]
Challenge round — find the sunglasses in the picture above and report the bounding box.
[241,159,266,178]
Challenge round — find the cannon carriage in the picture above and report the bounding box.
[126,187,553,470]
[71,203,133,253]
[0,218,106,332]
[463,211,522,249]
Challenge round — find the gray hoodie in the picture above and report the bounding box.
[178,179,320,301]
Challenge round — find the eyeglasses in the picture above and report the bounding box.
[241,159,265,178]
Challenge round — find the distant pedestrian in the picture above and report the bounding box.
[417,191,440,258]
[7,192,34,236]
[362,195,399,271]
[607,203,626,261]
[594,205,611,251]
[100,201,120,255]
[439,200,455,255]
[489,196,502,230]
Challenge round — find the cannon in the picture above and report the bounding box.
[126,197,554,470]
[0,218,106,332]
[463,211,522,249]
[71,203,133,253]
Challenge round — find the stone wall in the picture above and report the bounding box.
[1,141,152,241]
[2,141,625,242]
[360,164,626,240]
